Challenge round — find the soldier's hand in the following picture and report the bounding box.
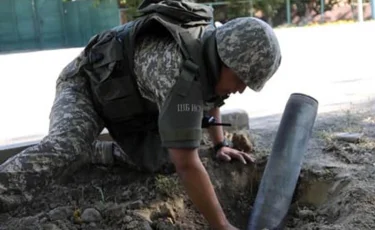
[215,146,255,164]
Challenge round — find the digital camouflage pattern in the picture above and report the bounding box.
[0,56,107,211]
[0,55,138,212]
[133,29,218,112]
[0,33,185,212]
[134,35,183,110]
[216,17,282,92]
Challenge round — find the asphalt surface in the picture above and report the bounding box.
[1,21,375,146]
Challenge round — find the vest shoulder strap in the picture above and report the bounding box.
[120,0,213,96]
[82,0,214,104]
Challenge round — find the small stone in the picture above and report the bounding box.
[40,217,48,223]
[333,132,363,143]
[104,203,129,219]
[122,190,131,198]
[123,215,133,223]
[153,218,175,229]
[20,216,39,226]
[81,208,102,223]
[127,220,139,228]
[231,130,254,153]
[127,200,144,209]
[125,219,152,230]
[347,143,359,152]
[49,203,59,209]
[298,209,315,219]
[122,211,153,229]
[48,207,73,221]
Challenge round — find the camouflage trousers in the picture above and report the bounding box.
[0,60,168,212]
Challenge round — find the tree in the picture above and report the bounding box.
[252,0,285,25]
[118,0,144,21]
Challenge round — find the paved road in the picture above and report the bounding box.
[1,22,375,146]
[223,22,375,127]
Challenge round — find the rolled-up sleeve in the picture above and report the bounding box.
[158,79,204,149]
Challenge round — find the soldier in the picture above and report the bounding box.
[0,1,282,229]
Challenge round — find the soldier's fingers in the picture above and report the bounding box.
[230,151,247,164]
[217,152,231,161]
[242,152,255,163]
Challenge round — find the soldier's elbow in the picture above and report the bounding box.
[168,147,200,172]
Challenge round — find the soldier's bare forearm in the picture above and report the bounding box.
[169,148,229,229]
[208,107,225,144]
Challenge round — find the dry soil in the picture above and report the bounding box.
[1,101,375,230]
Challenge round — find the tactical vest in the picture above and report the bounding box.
[80,0,219,139]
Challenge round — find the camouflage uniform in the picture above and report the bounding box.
[0,33,184,212]
[134,35,183,109]
[0,17,282,212]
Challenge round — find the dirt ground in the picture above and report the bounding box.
[1,100,375,230]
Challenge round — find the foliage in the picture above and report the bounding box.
[222,0,286,21]
[225,0,251,19]
[120,0,143,20]
[155,175,182,198]
[252,0,284,18]
[62,0,371,25]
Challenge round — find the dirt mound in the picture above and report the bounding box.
[1,104,375,230]
[0,154,264,230]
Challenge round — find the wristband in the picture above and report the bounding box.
[213,139,230,153]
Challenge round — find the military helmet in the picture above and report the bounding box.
[215,17,282,92]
